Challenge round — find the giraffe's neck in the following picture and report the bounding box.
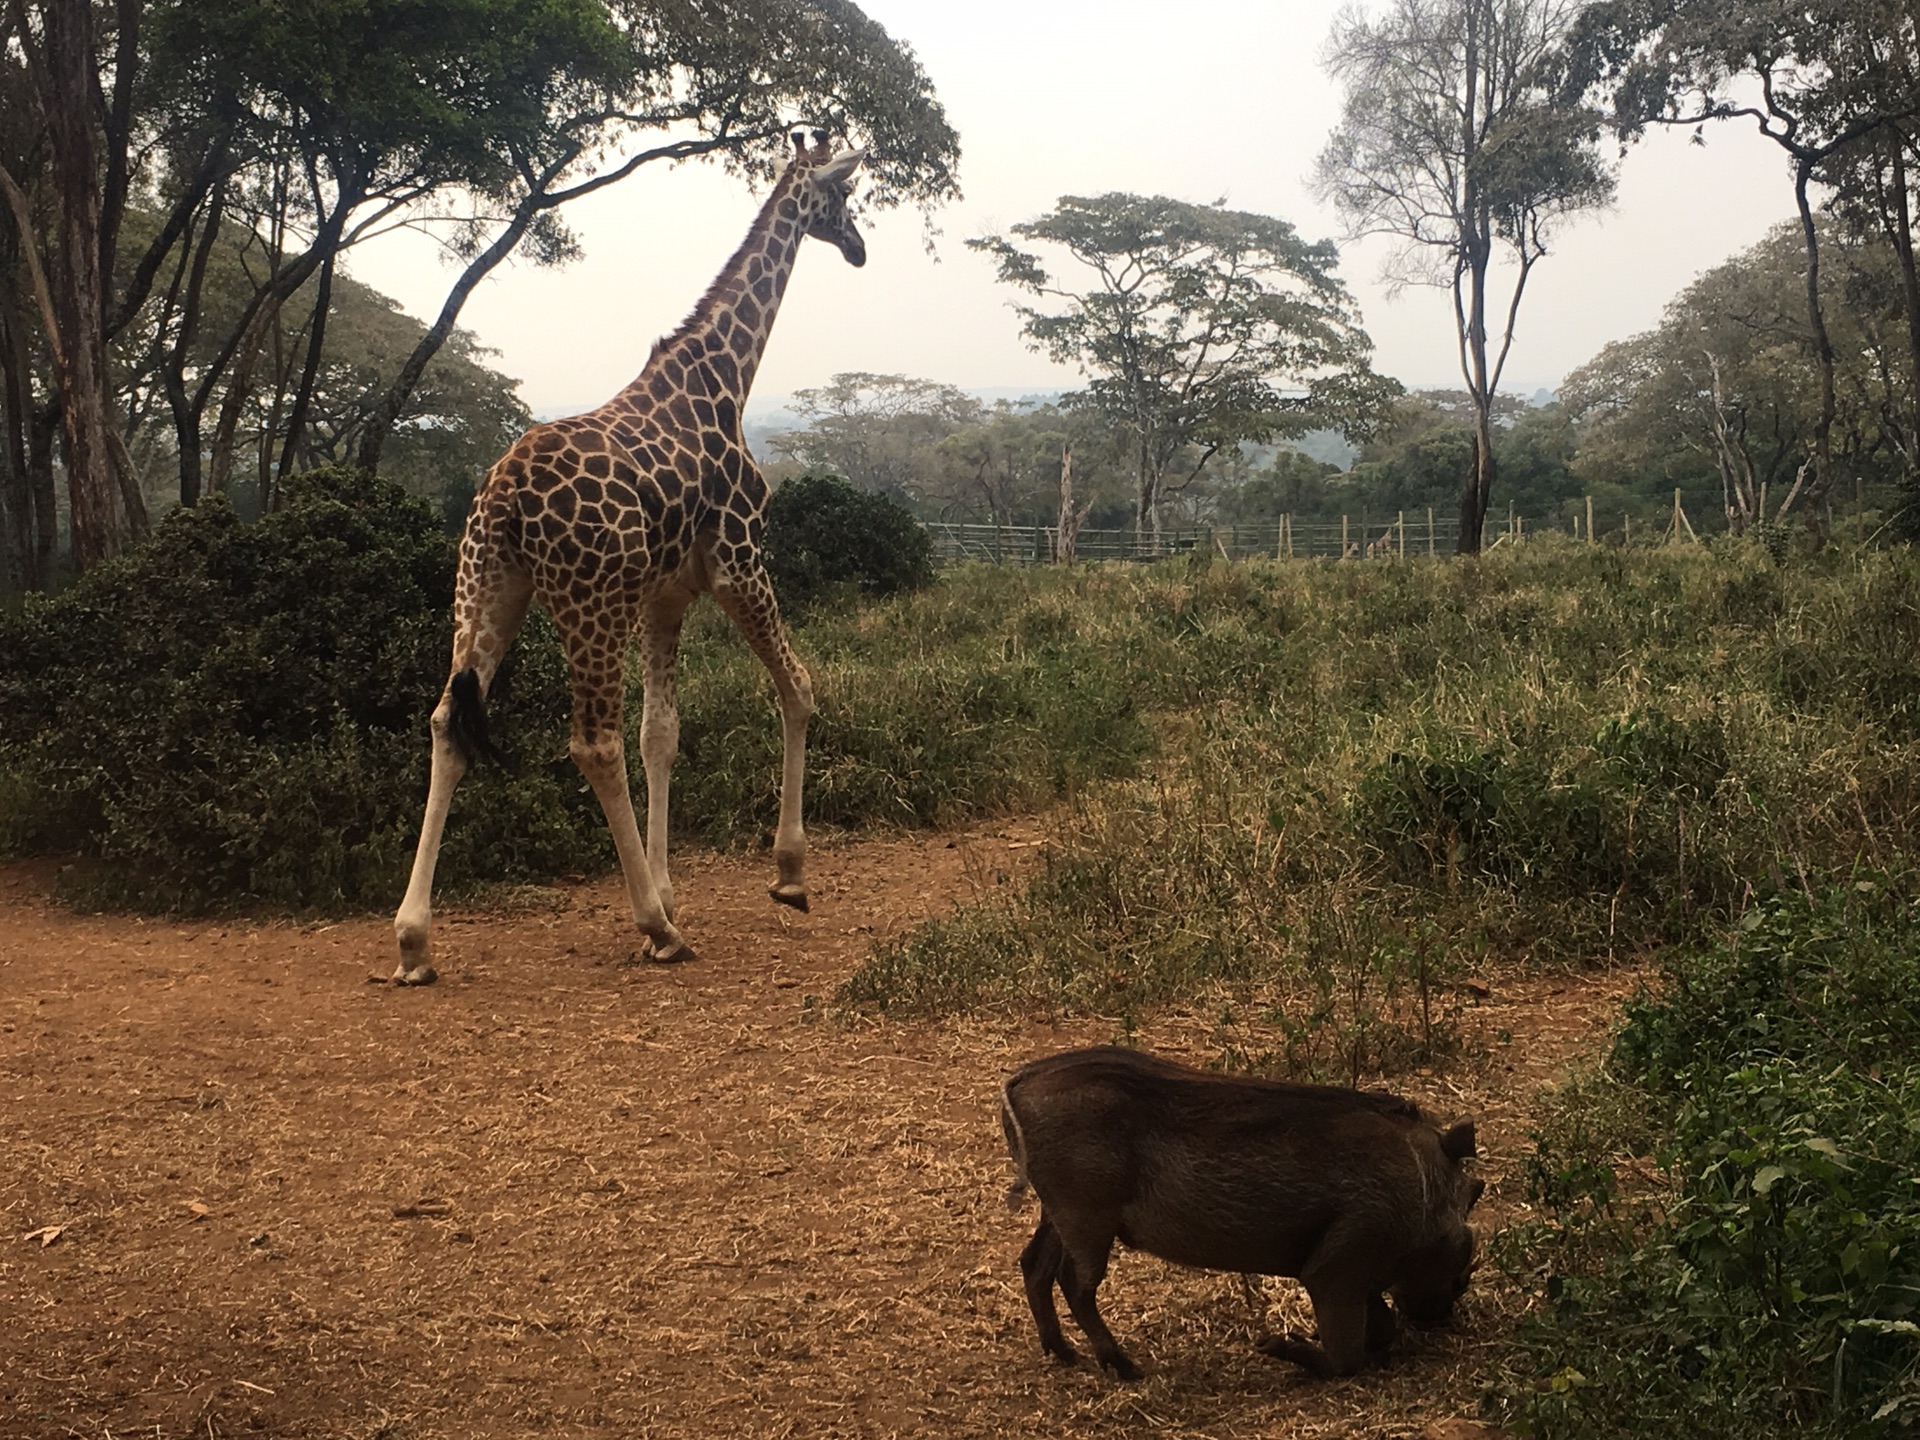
[617,169,808,412]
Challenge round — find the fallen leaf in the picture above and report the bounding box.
[20,1224,65,1247]
[186,1200,210,1221]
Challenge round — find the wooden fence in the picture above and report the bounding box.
[924,510,1468,565]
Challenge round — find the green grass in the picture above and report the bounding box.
[840,541,1920,1039]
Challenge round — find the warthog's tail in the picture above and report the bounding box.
[999,1078,1032,1211]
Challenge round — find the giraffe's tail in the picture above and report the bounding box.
[446,667,509,769]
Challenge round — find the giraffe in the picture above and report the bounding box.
[391,131,868,985]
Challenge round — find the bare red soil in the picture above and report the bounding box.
[1,826,1639,1439]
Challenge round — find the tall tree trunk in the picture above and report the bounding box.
[0,261,43,589]
[1890,137,1920,473]
[1134,428,1159,542]
[207,292,283,499]
[1455,235,1498,555]
[163,184,226,507]
[275,247,335,486]
[38,0,146,569]
[1454,0,1494,557]
[1793,157,1838,545]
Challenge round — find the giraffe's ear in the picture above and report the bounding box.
[814,150,867,187]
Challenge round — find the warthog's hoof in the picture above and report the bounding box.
[646,939,698,965]
[1257,1334,1342,1376]
[768,882,810,913]
[1098,1350,1142,1382]
[391,962,438,987]
[1042,1340,1082,1369]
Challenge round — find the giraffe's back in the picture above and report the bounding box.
[471,403,769,616]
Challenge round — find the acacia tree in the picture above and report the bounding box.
[970,193,1395,539]
[1559,0,1920,534]
[1,0,958,579]
[1317,0,1614,555]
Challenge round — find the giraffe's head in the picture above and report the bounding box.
[789,130,868,268]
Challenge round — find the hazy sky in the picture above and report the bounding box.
[350,0,1802,421]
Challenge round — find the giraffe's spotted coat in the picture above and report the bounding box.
[392,136,869,983]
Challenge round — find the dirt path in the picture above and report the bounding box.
[1,827,1642,1440]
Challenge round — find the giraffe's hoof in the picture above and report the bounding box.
[647,939,698,965]
[769,883,810,914]
[392,962,438,987]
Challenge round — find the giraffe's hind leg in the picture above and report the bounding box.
[393,549,531,986]
[711,555,813,912]
[562,613,694,963]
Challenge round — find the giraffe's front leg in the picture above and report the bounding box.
[713,560,813,913]
[573,730,695,964]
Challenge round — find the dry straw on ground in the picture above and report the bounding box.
[1,825,1637,1439]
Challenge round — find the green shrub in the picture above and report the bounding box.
[0,467,608,910]
[0,471,1143,911]
[1507,879,1920,1438]
[762,471,935,619]
[1354,744,1611,890]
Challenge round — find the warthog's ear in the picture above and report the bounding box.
[1466,1177,1486,1212]
[1440,1120,1477,1162]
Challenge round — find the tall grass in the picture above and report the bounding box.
[841,541,1920,1054]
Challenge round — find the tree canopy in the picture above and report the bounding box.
[970,193,1396,536]
[1563,219,1912,531]
[1317,0,1614,553]
[1556,0,1920,533]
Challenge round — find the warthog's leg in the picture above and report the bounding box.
[1366,1291,1397,1357]
[1019,1217,1079,1366]
[1050,1224,1138,1380]
[1258,1275,1373,1377]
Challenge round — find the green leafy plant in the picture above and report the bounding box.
[1506,878,1920,1438]
[762,471,935,620]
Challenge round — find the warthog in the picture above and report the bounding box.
[999,1045,1483,1379]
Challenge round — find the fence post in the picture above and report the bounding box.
[1427,506,1435,556]
[1341,514,1349,558]
[1585,494,1594,545]
[1397,510,1406,559]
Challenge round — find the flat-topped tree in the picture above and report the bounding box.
[392,133,869,985]
[970,194,1397,542]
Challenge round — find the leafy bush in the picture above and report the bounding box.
[1507,879,1920,1438]
[1355,745,1610,890]
[0,470,1142,911]
[762,471,935,619]
[0,467,607,910]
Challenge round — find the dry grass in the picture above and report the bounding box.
[0,826,1636,1439]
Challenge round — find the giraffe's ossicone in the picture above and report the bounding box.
[391,132,869,985]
